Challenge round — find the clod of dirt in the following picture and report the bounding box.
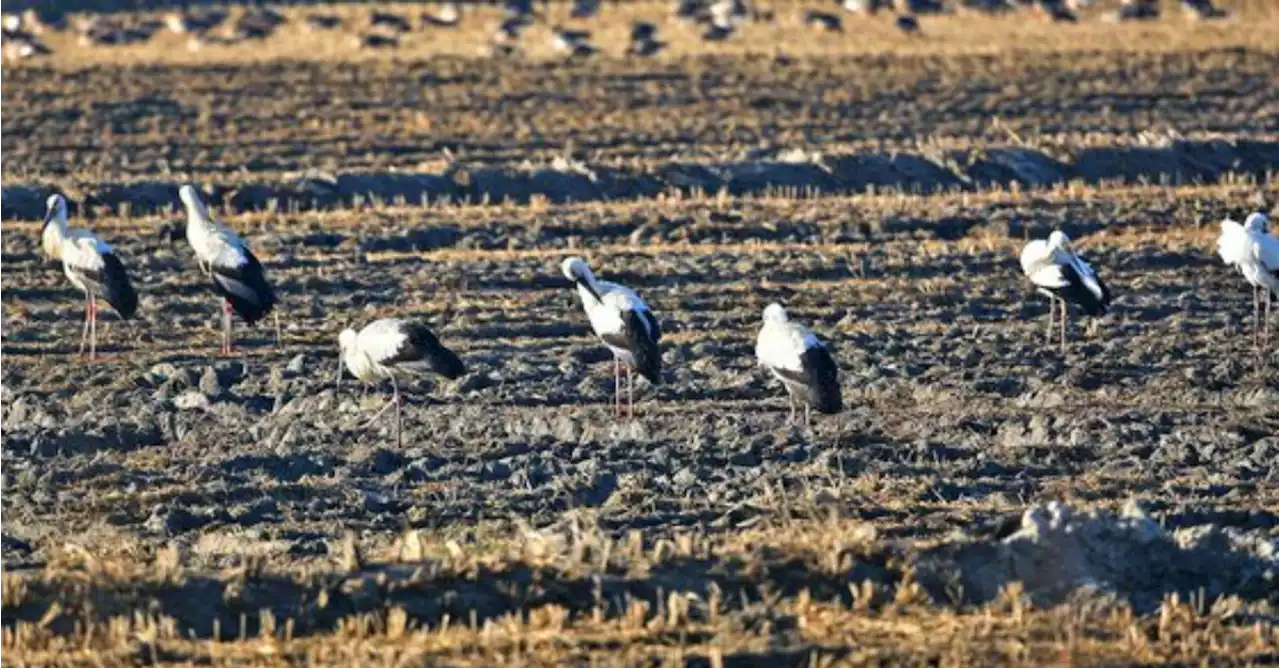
[919,501,1278,612]
[145,505,219,536]
[174,391,211,411]
[198,367,223,397]
[285,354,307,376]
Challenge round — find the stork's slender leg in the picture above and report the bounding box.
[1058,298,1067,353]
[78,294,92,357]
[89,297,97,360]
[363,392,398,426]
[788,392,796,424]
[273,311,282,348]
[391,375,403,448]
[613,358,621,417]
[363,377,404,447]
[1044,297,1055,345]
[804,403,812,428]
[1259,287,1269,342]
[1252,286,1260,349]
[220,299,234,355]
[627,366,635,420]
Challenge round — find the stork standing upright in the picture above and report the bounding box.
[755,303,841,425]
[1217,212,1279,347]
[179,184,276,354]
[562,257,661,418]
[1019,230,1112,351]
[335,318,467,447]
[40,194,138,359]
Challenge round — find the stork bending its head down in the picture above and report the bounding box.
[335,318,466,447]
[562,257,661,418]
[1019,230,1112,351]
[755,303,841,425]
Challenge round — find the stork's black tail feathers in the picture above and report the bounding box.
[799,345,842,414]
[624,310,661,383]
[1057,264,1111,316]
[100,252,138,319]
[212,250,276,325]
[403,323,467,380]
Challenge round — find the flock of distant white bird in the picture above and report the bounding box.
[1,0,1234,64]
[34,188,1279,442]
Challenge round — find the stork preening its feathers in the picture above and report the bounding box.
[40,194,138,359]
[1217,212,1279,347]
[336,318,466,447]
[179,184,277,354]
[562,257,661,418]
[755,303,841,425]
[1020,230,1112,350]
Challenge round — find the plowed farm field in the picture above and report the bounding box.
[2,2,1277,665]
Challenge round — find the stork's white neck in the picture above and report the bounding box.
[184,201,215,232]
[44,217,68,240]
[41,210,70,260]
[576,266,602,292]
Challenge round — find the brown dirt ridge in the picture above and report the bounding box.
[3,136,1277,221]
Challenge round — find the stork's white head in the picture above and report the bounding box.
[338,328,358,352]
[42,193,67,229]
[178,184,208,220]
[1047,230,1071,248]
[334,328,359,391]
[763,302,789,324]
[561,256,593,282]
[1244,212,1269,233]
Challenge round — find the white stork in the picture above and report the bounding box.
[755,303,841,425]
[335,318,467,447]
[179,185,277,354]
[40,194,138,359]
[561,257,661,418]
[1020,230,1112,350]
[1217,212,1279,346]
